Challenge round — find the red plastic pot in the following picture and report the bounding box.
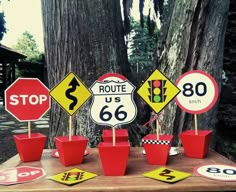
[179,130,212,158]
[98,142,130,176]
[54,135,88,166]
[13,133,46,162]
[142,134,173,165]
[102,129,128,143]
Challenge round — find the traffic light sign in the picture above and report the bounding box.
[148,80,167,103]
[48,168,97,185]
[137,69,180,113]
[62,172,83,181]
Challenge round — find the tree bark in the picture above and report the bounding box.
[216,0,236,161]
[158,0,229,147]
[41,0,131,147]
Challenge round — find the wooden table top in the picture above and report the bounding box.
[0,147,236,192]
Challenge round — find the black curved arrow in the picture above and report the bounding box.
[65,77,80,110]
[159,169,175,180]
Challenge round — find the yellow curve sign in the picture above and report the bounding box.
[143,167,191,183]
[50,72,91,116]
[137,69,180,113]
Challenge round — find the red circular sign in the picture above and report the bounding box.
[194,164,236,182]
[175,70,218,114]
[5,78,50,121]
[0,166,45,185]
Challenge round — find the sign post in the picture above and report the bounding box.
[137,69,180,139]
[5,78,50,122]
[50,72,91,140]
[175,70,219,134]
[5,78,50,137]
[90,73,136,176]
[90,73,137,146]
[138,69,180,165]
[177,70,219,158]
[50,72,91,166]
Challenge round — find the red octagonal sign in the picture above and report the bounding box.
[5,78,50,121]
[0,166,46,185]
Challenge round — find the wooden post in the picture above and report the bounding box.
[194,114,198,135]
[156,119,160,140]
[69,116,72,141]
[28,121,31,138]
[112,127,116,146]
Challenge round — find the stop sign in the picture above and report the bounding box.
[0,166,46,185]
[5,78,50,121]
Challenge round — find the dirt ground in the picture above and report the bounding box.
[0,105,49,164]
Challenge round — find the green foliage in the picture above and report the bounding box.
[128,18,158,73]
[0,11,6,41]
[12,31,41,62]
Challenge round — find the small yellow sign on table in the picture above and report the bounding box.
[143,167,191,183]
[48,168,97,185]
[137,69,180,113]
[50,72,91,116]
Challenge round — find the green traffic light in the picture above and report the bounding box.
[153,95,161,102]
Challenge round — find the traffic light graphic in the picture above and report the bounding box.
[148,80,167,103]
[62,172,84,181]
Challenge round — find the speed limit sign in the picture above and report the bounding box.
[90,73,137,127]
[194,164,236,181]
[175,70,218,114]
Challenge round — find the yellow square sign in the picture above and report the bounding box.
[137,69,180,113]
[48,168,97,185]
[143,167,191,183]
[50,72,91,116]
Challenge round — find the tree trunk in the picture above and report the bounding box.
[41,0,131,147]
[216,0,236,161]
[158,0,229,147]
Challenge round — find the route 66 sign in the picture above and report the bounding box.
[90,73,137,127]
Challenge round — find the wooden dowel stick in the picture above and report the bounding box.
[28,121,31,138]
[194,114,198,135]
[80,124,82,136]
[156,119,159,140]
[69,116,72,141]
[112,127,116,146]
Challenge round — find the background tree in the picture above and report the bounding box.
[157,0,230,147]
[11,31,44,81]
[0,11,6,41]
[12,31,42,62]
[0,0,7,41]
[216,0,236,161]
[128,17,158,73]
[42,0,231,150]
[41,0,151,148]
